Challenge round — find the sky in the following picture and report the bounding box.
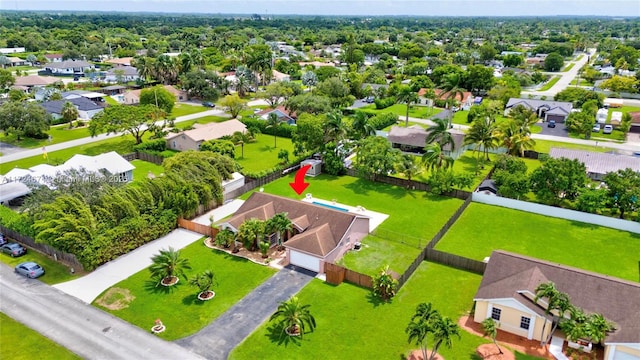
[1,0,639,17]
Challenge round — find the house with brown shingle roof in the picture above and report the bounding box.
[164,119,247,151]
[220,192,370,273]
[474,251,640,360]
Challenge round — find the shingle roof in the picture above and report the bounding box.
[164,119,247,143]
[475,250,640,343]
[44,60,93,69]
[506,98,573,115]
[224,192,366,257]
[549,148,640,175]
[106,66,139,76]
[387,126,465,152]
[40,97,103,114]
[14,75,59,87]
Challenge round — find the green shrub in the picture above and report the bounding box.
[241,117,295,138]
[374,97,395,109]
[368,112,398,130]
[0,207,35,237]
[134,139,167,153]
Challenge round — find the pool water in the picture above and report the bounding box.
[312,201,349,212]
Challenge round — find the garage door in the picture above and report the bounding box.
[289,251,320,273]
[612,350,640,360]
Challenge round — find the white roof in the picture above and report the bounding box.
[0,182,31,203]
[221,172,245,186]
[611,112,623,121]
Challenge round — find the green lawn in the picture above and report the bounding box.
[230,262,492,360]
[1,134,142,175]
[607,105,640,122]
[0,312,81,360]
[92,240,276,340]
[338,233,423,275]
[235,134,295,174]
[382,121,427,131]
[104,96,119,106]
[174,115,231,130]
[360,103,442,119]
[533,139,613,154]
[0,249,79,285]
[569,79,594,86]
[539,76,560,91]
[0,125,92,149]
[561,63,575,72]
[130,160,164,182]
[170,103,209,118]
[435,203,640,282]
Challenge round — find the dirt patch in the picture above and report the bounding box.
[95,288,135,310]
[406,349,445,360]
[476,343,515,360]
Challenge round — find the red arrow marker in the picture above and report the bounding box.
[289,164,312,195]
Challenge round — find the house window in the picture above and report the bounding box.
[520,317,530,330]
[491,307,501,321]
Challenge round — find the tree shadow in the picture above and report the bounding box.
[265,322,303,347]
[181,293,207,306]
[143,278,183,295]
[366,291,394,308]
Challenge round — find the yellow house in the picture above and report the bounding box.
[474,251,640,360]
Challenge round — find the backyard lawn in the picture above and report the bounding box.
[92,240,276,340]
[230,262,493,360]
[235,134,295,174]
[170,103,209,118]
[130,160,164,182]
[435,202,640,282]
[0,312,82,360]
[0,124,92,149]
[0,248,79,285]
[360,103,442,119]
[174,115,231,130]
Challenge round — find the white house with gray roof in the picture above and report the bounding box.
[43,60,94,75]
[505,98,573,123]
[549,148,640,181]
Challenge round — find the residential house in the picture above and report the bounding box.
[298,61,335,68]
[105,57,134,67]
[526,53,548,66]
[100,85,127,96]
[549,148,640,181]
[44,54,64,63]
[505,98,573,123]
[417,88,474,110]
[271,69,291,82]
[62,90,106,103]
[105,66,140,83]
[256,106,297,125]
[629,112,640,133]
[165,119,247,151]
[123,85,187,105]
[13,75,59,90]
[474,250,640,360]
[43,60,94,76]
[219,192,370,273]
[7,57,27,67]
[387,125,466,159]
[0,47,26,54]
[40,97,104,120]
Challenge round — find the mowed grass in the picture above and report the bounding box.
[230,262,488,360]
[338,234,423,275]
[360,103,443,119]
[130,160,164,183]
[435,203,640,281]
[539,76,560,91]
[0,312,81,360]
[92,240,276,340]
[533,139,613,154]
[235,134,295,174]
[0,125,92,149]
[174,115,231,130]
[0,248,79,285]
[170,103,209,117]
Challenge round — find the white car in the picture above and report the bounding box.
[603,125,613,134]
[592,123,601,132]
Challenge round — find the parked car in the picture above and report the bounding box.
[0,233,6,246]
[592,123,601,132]
[364,96,375,103]
[1,243,26,257]
[202,101,215,108]
[547,120,556,128]
[603,124,613,134]
[15,262,45,279]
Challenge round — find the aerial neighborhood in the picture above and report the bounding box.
[1,8,640,360]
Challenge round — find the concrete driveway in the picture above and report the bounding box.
[54,228,203,304]
[0,264,204,360]
[538,121,570,138]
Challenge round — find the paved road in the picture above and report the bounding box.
[522,49,594,98]
[0,264,205,360]
[176,265,316,359]
[0,108,229,165]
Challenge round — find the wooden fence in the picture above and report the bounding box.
[177,218,219,238]
[324,262,373,289]
[0,226,84,271]
[424,248,487,274]
[121,151,165,165]
[223,165,298,201]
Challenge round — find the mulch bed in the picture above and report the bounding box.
[406,349,445,360]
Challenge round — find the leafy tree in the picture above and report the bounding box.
[503,54,524,67]
[463,65,495,95]
[199,139,235,158]
[266,212,292,249]
[277,149,289,164]
[565,111,595,139]
[61,101,79,129]
[464,116,498,172]
[140,85,176,114]
[0,101,50,140]
[544,52,564,72]
[0,68,15,92]
[438,72,467,128]
[355,136,400,181]
[426,169,473,195]
[314,77,352,107]
[263,82,292,108]
[180,70,220,101]
[554,87,604,108]
[481,318,503,355]
[8,89,29,102]
[492,155,529,199]
[269,296,316,338]
[575,187,607,214]
[530,157,588,206]
[396,86,419,127]
[89,104,167,144]
[292,113,324,155]
[600,75,639,93]
[266,112,281,148]
[237,218,265,251]
[219,94,245,118]
[285,93,332,115]
[479,44,497,62]
[190,270,216,299]
[603,168,640,219]
[301,71,317,88]
[620,112,632,133]
[395,154,420,182]
[149,247,192,286]
[314,66,341,82]
[214,229,235,248]
[406,303,439,360]
[372,265,398,301]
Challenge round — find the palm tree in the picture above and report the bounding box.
[464,116,498,173]
[534,282,572,344]
[481,318,503,355]
[324,110,346,143]
[61,101,79,129]
[179,52,194,74]
[237,218,265,251]
[496,120,535,157]
[235,73,251,98]
[267,212,292,249]
[155,55,179,84]
[189,270,216,300]
[149,247,192,286]
[406,303,439,360]
[351,111,375,138]
[214,229,235,248]
[425,117,455,151]
[132,57,154,84]
[244,44,273,88]
[560,306,588,343]
[429,316,460,360]
[395,154,420,183]
[438,73,467,128]
[266,112,280,148]
[269,296,316,338]
[585,313,614,345]
[231,131,252,159]
[396,86,419,127]
[422,143,454,172]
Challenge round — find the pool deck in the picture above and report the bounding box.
[301,196,389,233]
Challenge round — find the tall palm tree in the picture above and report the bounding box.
[179,52,194,74]
[132,56,155,84]
[231,131,252,159]
[422,143,454,172]
[267,212,293,249]
[535,282,572,344]
[425,117,455,151]
[429,316,460,360]
[395,154,420,182]
[61,101,78,129]
[244,44,273,88]
[270,296,316,338]
[190,49,206,69]
[351,111,375,138]
[559,306,588,343]
[266,112,281,148]
[396,86,419,127]
[585,313,614,345]
[406,303,438,360]
[464,116,498,173]
[324,110,346,143]
[496,120,535,157]
[481,318,503,355]
[438,73,467,128]
[235,74,251,98]
[155,55,179,84]
[149,247,192,286]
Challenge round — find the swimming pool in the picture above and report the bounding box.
[312,201,349,212]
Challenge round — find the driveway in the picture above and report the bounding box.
[0,264,204,360]
[53,228,203,304]
[176,265,316,359]
[537,121,570,138]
